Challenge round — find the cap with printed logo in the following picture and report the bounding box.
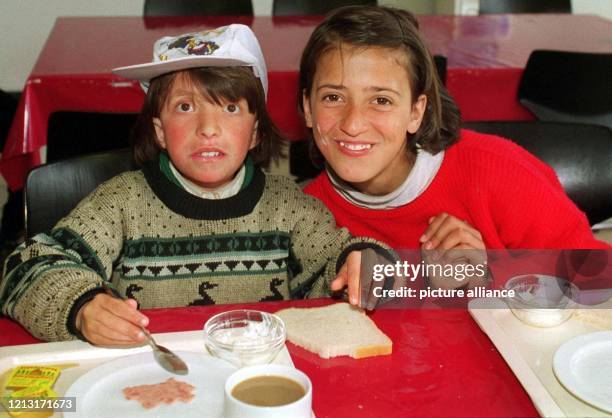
[112,24,268,95]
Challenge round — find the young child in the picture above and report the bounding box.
[0,25,391,346]
[299,6,609,253]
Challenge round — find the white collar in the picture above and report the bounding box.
[169,161,245,199]
[328,149,444,209]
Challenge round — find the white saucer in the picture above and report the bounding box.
[553,331,612,413]
[65,351,237,418]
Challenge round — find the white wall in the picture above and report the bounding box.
[572,0,612,18]
[0,1,138,91]
[1,0,611,92]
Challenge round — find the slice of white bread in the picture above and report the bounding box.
[275,303,392,359]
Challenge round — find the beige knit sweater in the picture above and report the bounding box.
[1,164,386,341]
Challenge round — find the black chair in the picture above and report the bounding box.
[273,0,376,16]
[1,91,24,263]
[517,50,612,131]
[47,111,137,163]
[289,140,321,183]
[0,90,18,150]
[479,0,571,14]
[144,0,253,16]
[25,149,136,238]
[463,121,612,225]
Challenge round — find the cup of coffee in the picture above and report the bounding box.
[224,364,312,418]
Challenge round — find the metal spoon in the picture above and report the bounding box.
[101,282,189,375]
[140,327,189,375]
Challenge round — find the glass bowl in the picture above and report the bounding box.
[504,274,579,327]
[204,310,286,367]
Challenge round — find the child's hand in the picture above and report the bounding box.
[420,212,488,289]
[76,293,150,346]
[420,212,485,252]
[331,251,362,306]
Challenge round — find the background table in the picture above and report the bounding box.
[3,14,612,191]
[0,298,539,417]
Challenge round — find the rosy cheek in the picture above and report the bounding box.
[313,111,338,148]
[374,113,410,143]
[165,123,190,145]
[234,124,254,139]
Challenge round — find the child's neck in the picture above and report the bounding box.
[159,152,253,200]
[172,163,245,199]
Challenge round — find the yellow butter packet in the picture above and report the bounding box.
[10,386,57,399]
[5,367,59,390]
[43,389,57,399]
[1,388,57,417]
[7,385,49,399]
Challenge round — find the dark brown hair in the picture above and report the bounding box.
[299,5,461,156]
[131,66,284,167]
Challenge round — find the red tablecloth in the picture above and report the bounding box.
[3,14,612,191]
[0,299,539,417]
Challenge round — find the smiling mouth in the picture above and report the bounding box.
[338,141,373,152]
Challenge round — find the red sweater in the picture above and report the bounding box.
[305,129,609,250]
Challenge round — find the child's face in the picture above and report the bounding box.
[153,73,258,189]
[303,45,426,195]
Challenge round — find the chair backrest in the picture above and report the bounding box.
[273,0,376,16]
[25,149,137,238]
[463,121,612,225]
[479,0,571,14]
[144,0,253,16]
[1,90,18,151]
[517,50,612,131]
[47,111,137,162]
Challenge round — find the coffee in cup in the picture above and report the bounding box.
[224,364,312,418]
[232,374,306,406]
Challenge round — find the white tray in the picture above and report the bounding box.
[469,298,612,418]
[0,330,294,417]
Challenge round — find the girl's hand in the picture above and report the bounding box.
[420,213,488,289]
[75,293,150,346]
[420,212,484,251]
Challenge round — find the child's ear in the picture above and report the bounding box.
[302,90,313,128]
[249,120,259,150]
[153,117,167,149]
[407,94,427,134]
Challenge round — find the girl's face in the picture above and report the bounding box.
[153,73,258,189]
[303,45,427,195]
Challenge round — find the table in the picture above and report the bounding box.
[3,14,612,191]
[0,299,539,417]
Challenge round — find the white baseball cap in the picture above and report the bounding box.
[112,24,268,96]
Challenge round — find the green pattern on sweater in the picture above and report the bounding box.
[0,164,387,341]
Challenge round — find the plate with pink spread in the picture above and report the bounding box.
[65,351,236,417]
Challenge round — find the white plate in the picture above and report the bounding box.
[553,331,612,413]
[64,351,237,418]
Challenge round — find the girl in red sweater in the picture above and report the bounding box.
[298,6,608,295]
